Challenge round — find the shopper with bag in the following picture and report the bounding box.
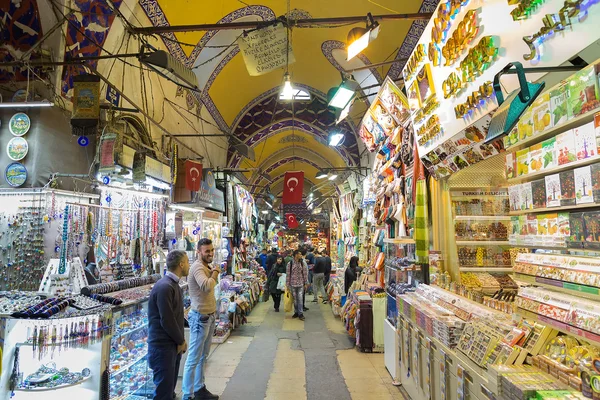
[286,249,309,321]
[267,256,286,312]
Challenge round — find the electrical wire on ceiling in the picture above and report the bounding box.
[192,33,243,69]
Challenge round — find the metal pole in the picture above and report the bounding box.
[0,53,140,67]
[132,12,433,34]
[345,58,408,73]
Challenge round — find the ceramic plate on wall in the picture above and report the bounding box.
[9,112,31,136]
[5,162,27,187]
[6,137,28,161]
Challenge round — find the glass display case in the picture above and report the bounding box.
[383,239,418,327]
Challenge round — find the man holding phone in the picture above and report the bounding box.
[182,238,220,400]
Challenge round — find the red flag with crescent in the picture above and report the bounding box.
[285,213,299,229]
[184,160,202,192]
[282,171,304,204]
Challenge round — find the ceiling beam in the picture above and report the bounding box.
[132,13,433,34]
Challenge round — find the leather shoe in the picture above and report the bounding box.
[292,313,299,318]
[303,306,309,311]
[195,386,219,399]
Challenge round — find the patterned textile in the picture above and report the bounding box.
[415,178,429,263]
[286,260,307,288]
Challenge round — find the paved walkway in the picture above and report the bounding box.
[177,298,408,400]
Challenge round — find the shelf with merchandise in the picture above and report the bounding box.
[460,267,513,272]
[508,154,600,184]
[509,202,600,215]
[109,346,148,378]
[455,240,511,245]
[109,353,152,399]
[454,215,512,221]
[515,273,600,302]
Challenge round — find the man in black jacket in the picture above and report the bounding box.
[311,250,328,304]
[324,252,333,285]
[148,250,190,400]
[265,248,278,275]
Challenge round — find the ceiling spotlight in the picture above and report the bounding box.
[328,173,338,181]
[279,73,311,101]
[336,102,352,124]
[316,170,329,179]
[329,132,345,147]
[328,79,359,109]
[347,13,380,60]
[140,46,199,91]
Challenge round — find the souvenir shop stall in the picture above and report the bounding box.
[230,184,257,272]
[377,0,600,398]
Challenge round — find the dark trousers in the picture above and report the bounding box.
[148,343,181,400]
[271,293,282,310]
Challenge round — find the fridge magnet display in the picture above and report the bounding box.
[569,212,585,248]
[559,170,576,207]
[556,130,577,165]
[532,179,547,209]
[545,173,562,207]
[529,143,543,172]
[6,137,28,161]
[520,182,533,210]
[9,112,31,136]
[379,78,410,124]
[591,163,600,202]
[568,65,600,117]
[550,82,570,126]
[574,165,594,204]
[574,122,596,160]
[517,148,530,176]
[5,162,27,187]
[541,138,557,170]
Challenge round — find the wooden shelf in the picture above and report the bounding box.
[508,155,600,184]
[460,267,513,272]
[455,215,512,221]
[456,240,511,245]
[509,202,600,215]
[506,109,597,152]
[511,244,567,250]
[383,237,415,244]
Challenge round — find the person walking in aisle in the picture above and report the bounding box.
[324,251,333,285]
[147,250,189,400]
[345,256,360,294]
[286,249,309,320]
[183,238,220,400]
[258,248,268,272]
[268,255,286,312]
[265,248,278,275]
[311,250,329,304]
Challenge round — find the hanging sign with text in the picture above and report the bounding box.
[238,22,295,76]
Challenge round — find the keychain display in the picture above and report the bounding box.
[19,362,91,390]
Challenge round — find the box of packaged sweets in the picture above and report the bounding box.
[518,108,534,141]
[520,182,534,210]
[516,148,530,176]
[529,143,543,173]
[567,65,600,118]
[532,179,547,209]
[541,138,557,170]
[574,121,596,160]
[574,165,593,204]
[537,214,549,235]
[584,211,600,249]
[559,170,576,207]
[532,93,553,135]
[591,162,600,202]
[568,212,585,248]
[558,213,570,237]
[504,125,519,148]
[556,130,577,165]
[594,113,600,154]
[528,214,538,235]
[509,185,521,212]
[545,173,561,207]
[550,82,570,126]
[546,213,558,236]
[505,152,516,179]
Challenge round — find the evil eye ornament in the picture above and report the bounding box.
[106,195,112,203]
[102,176,110,185]
[78,136,89,147]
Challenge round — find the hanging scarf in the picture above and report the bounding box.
[414,148,429,263]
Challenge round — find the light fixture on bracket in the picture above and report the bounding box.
[328,75,360,109]
[139,44,199,91]
[279,72,311,101]
[316,170,329,179]
[347,13,380,60]
[328,131,345,147]
[328,173,338,181]
[0,100,53,108]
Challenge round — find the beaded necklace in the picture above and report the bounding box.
[58,206,69,274]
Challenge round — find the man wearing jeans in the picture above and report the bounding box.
[286,249,309,321]
[183,238,219,400]
[147,250,189,400]
[312,250,328,304]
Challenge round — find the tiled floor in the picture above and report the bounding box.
[174,299,408,400]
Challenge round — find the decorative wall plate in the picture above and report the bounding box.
[9,112,31,136]
[7,137,28,160]
[5,162,27,187]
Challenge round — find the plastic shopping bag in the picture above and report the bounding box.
[277,274,287,291]
[284,289,293,313]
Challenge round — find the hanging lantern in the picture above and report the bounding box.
[71,74,100,136]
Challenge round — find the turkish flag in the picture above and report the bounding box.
[282,171,304,204]
[185,161,202,192]
[286,213,299,229]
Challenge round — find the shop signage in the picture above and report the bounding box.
[132,151,146,183]
[195,170,225,212]
[237,22,295,77]
[402,0,600,170]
